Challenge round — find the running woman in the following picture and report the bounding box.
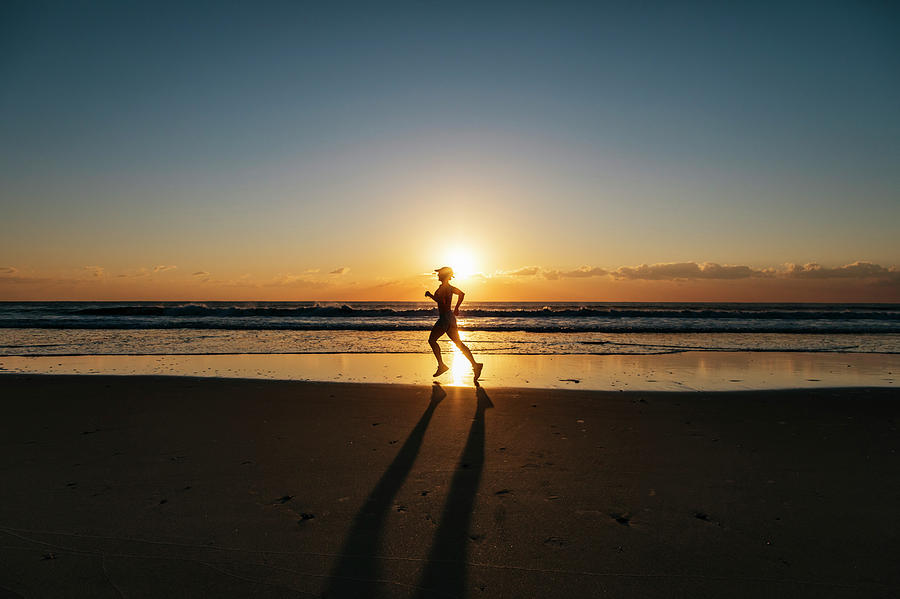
[425,266,483,380]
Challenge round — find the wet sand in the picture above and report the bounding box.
[1,351,896,391]
[1,375,898,597]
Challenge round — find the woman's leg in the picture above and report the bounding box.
[447,325,477,366]
[429,324,449,376]
[447,325,483,379]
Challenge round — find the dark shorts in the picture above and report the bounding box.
[431,312,461,343]
[435,312,457,329]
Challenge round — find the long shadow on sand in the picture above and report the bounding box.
[322,383,446,598]
[415,383,493,598]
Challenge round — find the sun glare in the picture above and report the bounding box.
[444,247,477,279]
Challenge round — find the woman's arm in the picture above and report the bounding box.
[451,286,465,315]
[424,290,437,302]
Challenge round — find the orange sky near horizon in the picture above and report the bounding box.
[1,259,898,303]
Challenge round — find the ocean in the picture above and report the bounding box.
[1,301,898,356]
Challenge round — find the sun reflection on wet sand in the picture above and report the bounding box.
[445,329,477,387]
[0,352,896,391]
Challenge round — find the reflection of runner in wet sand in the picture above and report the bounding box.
[425,266,483,380]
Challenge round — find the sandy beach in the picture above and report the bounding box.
[1,374,897,598]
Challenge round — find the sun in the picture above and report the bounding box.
[443,247,477,280]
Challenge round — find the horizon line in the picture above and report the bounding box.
[2,299,899,305]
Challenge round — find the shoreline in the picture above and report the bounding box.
[2,350,897,391]
[4,348,900,357]
[1,375,897,597]
[2,371,896,396]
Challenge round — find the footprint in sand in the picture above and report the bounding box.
[609,512,631,526]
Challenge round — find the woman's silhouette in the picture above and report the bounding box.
[425,266,483,379]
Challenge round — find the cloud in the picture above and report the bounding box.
[564,267,607,278]
[0,268,51,285]
[115,268,150,278]
[603,260,898,282]
[265,273,331,288]
[611,262,772,280]
[83,265,105,278]
[496,265,608,280]
[503,266,541,276]
[495,265,608,279]
[491,260,898,283]
[551,266,608,279]
[117,264,179,277]
[192,271,209,277]
[701,263,774,279]
[782,261,899,280]
[330,266,350,275]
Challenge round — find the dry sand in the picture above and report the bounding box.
[0,374,898,598]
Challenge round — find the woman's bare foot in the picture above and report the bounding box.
[473,363,483,380]
[433,364,449,377]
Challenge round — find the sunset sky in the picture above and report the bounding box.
[1,2,898,301]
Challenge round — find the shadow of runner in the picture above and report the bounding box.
[322,383,447,598]
[415,384,493,599]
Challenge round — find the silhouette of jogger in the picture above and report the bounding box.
[425,266,483,380]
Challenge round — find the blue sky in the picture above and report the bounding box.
[1,1,898,300]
